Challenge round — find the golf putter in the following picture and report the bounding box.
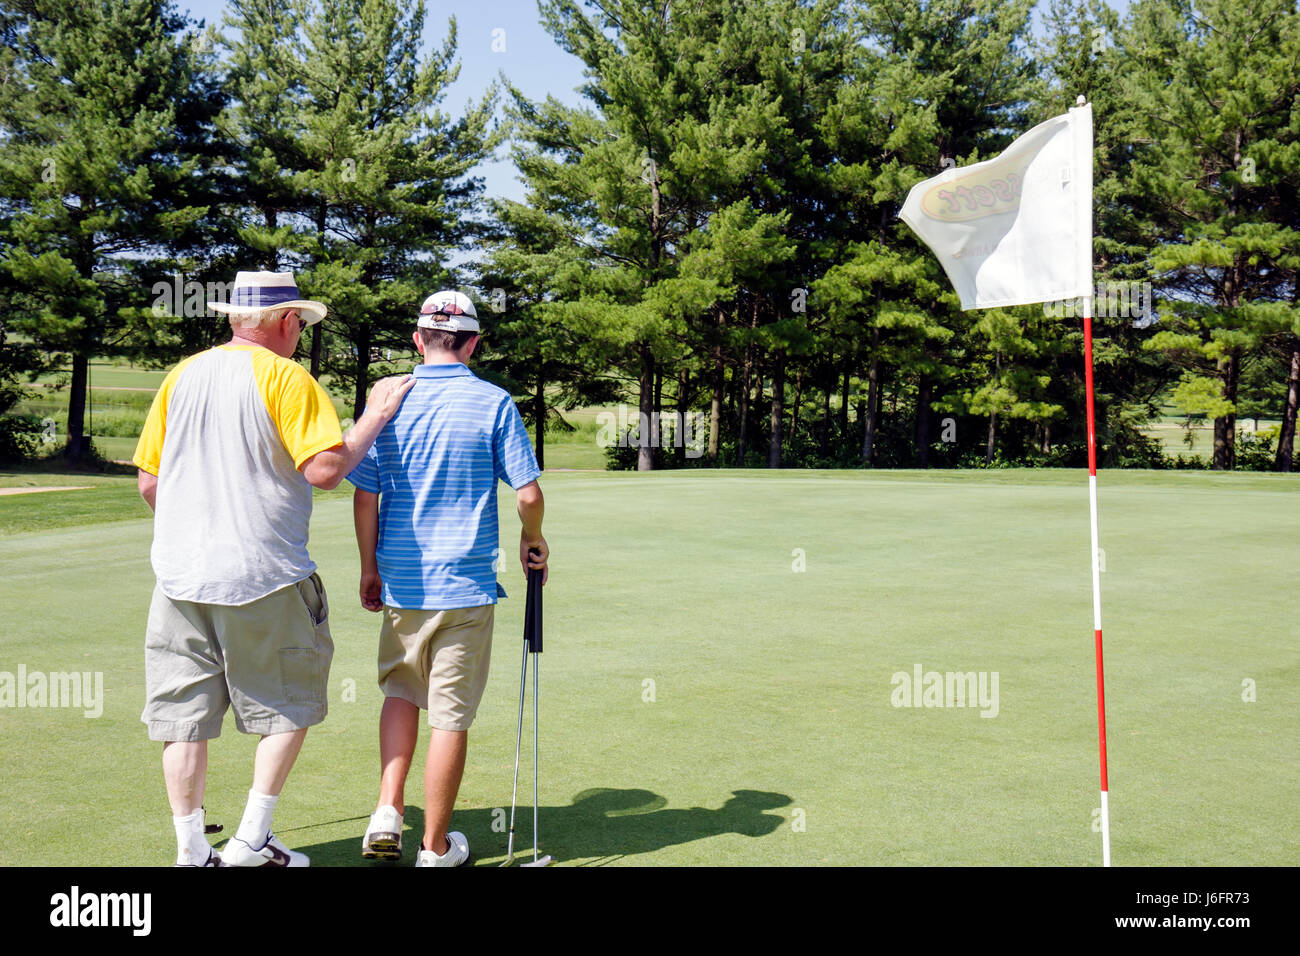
[501,550,553,867]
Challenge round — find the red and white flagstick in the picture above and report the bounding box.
[1082,294,1111,867]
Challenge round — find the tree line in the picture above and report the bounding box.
[1,0,1297,472]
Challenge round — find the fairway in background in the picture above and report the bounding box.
[7,358,610,470]
[0,469,1295,865]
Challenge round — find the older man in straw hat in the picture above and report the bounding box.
[133,270,415,867]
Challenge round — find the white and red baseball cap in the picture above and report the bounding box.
[416,290,480,333]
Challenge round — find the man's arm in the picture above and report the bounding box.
[300,375,415,490]
[137,469,158,512]
[354,488,382,611]
[516,479,548,585]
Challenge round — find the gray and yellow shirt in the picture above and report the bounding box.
[133,345,343,606]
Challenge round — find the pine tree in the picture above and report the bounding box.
[292,0,499,416]
[472,179,623,468]
[535,0,712,469]
[815,0,1038,466]
[0,0,222,462]
[219,0,307,274]
[1036,0,1172,468]
[1122,0,1300,469]
[531,0,842,469]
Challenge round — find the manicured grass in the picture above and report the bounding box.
[35,362,169,390]
[20,386,158,410]
[11,359,604,467]
[1141,405,1283,461]
[0,470,136,490]
[532,406,612,470]
[89,436,142,461]
[0,467,1295,866]
[13,361,1290,474]
[1144,420,1212,459]
[0,477,148,536]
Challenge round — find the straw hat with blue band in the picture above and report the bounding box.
[208,271,328,325]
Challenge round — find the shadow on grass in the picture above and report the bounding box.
[287,787,791,866]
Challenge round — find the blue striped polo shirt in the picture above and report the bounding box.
[346,362,542,610]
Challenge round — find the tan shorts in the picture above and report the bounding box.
[378,604,494,731]
[142,573,334,741]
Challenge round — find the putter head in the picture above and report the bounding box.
[520,854,553,867]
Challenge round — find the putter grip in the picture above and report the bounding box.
[524,548,543,653]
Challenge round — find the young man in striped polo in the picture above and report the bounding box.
[348,290,548,867]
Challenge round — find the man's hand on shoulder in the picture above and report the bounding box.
[366,374,416,422]
[300,374,415,489]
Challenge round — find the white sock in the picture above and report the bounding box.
[173,810,210,865]
[234,790,279,849]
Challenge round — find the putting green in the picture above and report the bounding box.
[0,468,1295,865]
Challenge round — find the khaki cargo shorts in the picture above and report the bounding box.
[378,604,494,731]
[142,573,334,741]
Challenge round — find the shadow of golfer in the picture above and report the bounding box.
[292,787,790,866]
[523,787,791,864]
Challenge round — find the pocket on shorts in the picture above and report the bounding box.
[281,648,326,705]
[297,573,329,626]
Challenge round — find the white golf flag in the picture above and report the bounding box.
[900,102,1093,310]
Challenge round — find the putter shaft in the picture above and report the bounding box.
[504,557,552,866]
[500,638,529,866]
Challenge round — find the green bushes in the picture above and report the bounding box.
[0,414,43,463]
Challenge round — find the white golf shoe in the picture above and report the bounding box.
[415,831,468,867]
[362,805,404,861]
[175,846,223,867]
[220,832,309,867]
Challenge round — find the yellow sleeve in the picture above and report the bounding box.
[252,351,344,469]
[131,354,201,476]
